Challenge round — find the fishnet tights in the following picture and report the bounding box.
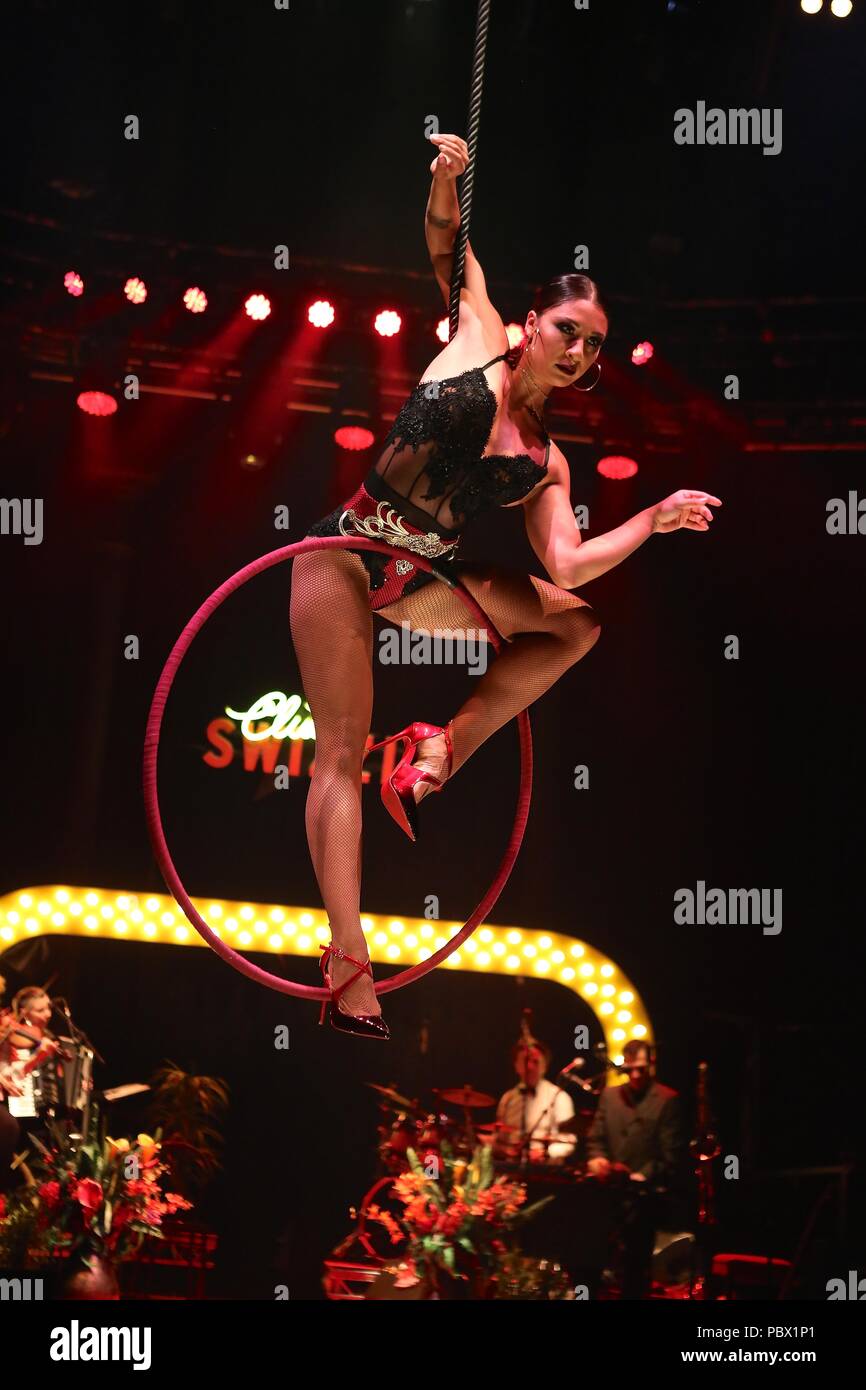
[289,552,601,1016]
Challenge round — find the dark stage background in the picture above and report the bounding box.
[1,0,864,1297]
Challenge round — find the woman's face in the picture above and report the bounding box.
[525,297,607,388]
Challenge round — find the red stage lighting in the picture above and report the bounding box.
[597,455,638,480]
[334,425,374,451]
[64,271,84,297]
[308,299,335,328]
[245,293,272,321]
[77,390,118,417]
[183,286,208,314]
[373,309,401,338]
[631,341,654,366]
[124,277,148,305]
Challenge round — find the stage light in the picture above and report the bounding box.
[245,293,272,321]
[183,286,208,313]
[334,424,374,450]
[373,308,401,337]
[308,298,335,328]
[800,0,823,11]
[631,340,654,365]
[123,276,148,305]
[2,885,654,1064]
[435,316,449,343]
[830,0,852,15]
[64,270,84,297]
[76,390,117,417]
[597,455,639,480]
[505,322,525,348]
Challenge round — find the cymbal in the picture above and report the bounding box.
[433,1086,496,1109]
[366,1082,421,1112]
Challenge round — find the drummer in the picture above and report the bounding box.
[495,1038,576,1164]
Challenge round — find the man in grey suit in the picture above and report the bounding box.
[586,1040,688,1297]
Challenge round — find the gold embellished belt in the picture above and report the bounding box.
[338,498,460,562]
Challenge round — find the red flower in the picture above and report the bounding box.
[436,1201,469,1237]
[73,1178,103,1217]
[38,1180,62,1210]
[112,1205,132,1232]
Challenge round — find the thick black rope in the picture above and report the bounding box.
[447,0,492,343]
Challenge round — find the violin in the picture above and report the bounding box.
[0,1008,62,1059]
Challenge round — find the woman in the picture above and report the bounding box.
[292,134,721,1039]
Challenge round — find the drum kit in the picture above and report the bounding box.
[322,1076,601,1299]
[372,1080,595,1178]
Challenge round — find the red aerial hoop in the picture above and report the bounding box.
[142,534,533,1002]
[142,0,514,1002]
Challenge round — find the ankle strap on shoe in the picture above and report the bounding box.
[319,943,373,1001]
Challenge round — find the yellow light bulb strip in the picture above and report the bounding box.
[0,886,652,1065]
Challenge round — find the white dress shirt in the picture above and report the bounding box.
[496,1078,576,1162]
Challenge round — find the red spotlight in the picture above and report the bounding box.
[124,277,148,305]
[183,286,208,314]
[77,390,118,417]
[245,293,272,321]
[373,309,401,338]
[64,271,84,297]
[597,455,638,480]
[308,299,335,328]
[631,341,654,366]
[334,425,374,451]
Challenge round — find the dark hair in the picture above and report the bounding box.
[622,1039,652,1064]
[512,1038,552,1068]
[531,272,607,322]
[504,273,608,368]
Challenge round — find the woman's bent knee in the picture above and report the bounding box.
[560,603,602,655]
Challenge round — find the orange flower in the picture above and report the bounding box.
[135,1134,160,1165]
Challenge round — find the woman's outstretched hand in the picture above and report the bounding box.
[651,489,722,534]
[428,132,469,180]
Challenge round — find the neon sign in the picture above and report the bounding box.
[205,690,397,783]
[224,691,316,742]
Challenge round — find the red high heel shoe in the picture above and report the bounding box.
[367,721,453,842]
[319,943,390,1041]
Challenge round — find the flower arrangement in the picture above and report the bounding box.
[0,1104,191,1271]
[367,1141,554,1297]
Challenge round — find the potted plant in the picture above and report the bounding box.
[0,1104,192,1297]
[366,1142,556,1299]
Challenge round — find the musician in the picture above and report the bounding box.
[496,1037,576,1164]
[0,989,23,1190]
[0,988,61,1131]
[586,1040,686,1298]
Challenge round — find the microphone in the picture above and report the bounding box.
[557,1057,596,1093]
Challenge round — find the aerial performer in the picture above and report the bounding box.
[293,132,722,1039]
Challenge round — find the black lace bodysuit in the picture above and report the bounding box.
[305,350,551,607]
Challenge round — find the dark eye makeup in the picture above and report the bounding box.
[557,320,604,349]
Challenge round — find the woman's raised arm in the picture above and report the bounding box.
[424,133,506,348]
